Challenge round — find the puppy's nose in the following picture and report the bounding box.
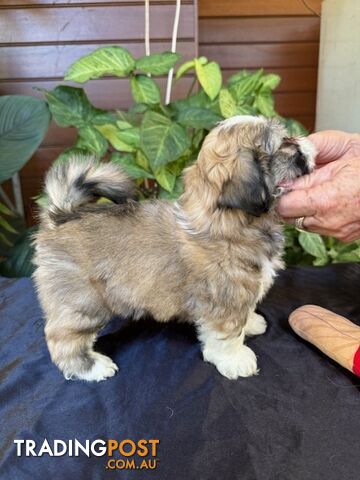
[294,148,309,175]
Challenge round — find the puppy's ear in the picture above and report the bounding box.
[218,160,271,217]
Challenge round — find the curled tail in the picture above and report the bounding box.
[41,156,136,228]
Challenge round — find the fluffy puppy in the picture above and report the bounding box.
[33,116,316,381]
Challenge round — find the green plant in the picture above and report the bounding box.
[38,45,359,268]
[0,95,51,276]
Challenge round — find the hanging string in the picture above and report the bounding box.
[165,0,181,105]
[145,0,151,56]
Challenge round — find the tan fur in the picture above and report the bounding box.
[33,116,316,381]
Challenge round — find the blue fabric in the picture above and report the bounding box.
[0,265,359,480]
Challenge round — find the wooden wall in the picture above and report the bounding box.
[199,0,322,131]
[0,0,198,224]
[1,0,322,225]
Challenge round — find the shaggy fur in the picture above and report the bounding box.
[33,116,316,381]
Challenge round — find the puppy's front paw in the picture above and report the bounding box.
[66,352,119,382]
[245,313,267,336]
[203,344,258,380]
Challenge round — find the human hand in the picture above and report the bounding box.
[308,130,360,165]
[277,131,360,242]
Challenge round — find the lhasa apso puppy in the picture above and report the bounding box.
[33,116,316,381]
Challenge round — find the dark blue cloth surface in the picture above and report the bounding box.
[0,265,360,480]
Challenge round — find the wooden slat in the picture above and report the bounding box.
[200,43,319,69]
[199,0,322,17]
[0,76,194,124]
[222,68,318,93]
[199,17,320,44]
[1,1,191,6]
[0,41,194,79]
[0,5,195,43]
[275,92,316,116]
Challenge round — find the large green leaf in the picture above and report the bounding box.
[261,73,281,90]
[194,60,222,100]
[0,96,51,182]
[154,167,176,192]
[282,118,308,136]
[170,90,211,113]
[228,70,264,104]
[130,75,161,105]
[140,111,191,169]
[41,86,110,128]
[219,89,238,118]
[175,56,207,81]
[159,176,184,199]
[110,152,154,179]
[54,147,91,164]
[0,226,36,278]
[65,46,135,83]
[298,231,328,265]
[115,123,140,147]
[95,124,134,152]
[254,88,276,117]
[136,52,181,75]
[177,107,221,130]
[76,126,108,157]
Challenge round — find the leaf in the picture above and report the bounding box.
[136,52,181,75]
[177,107,222,130]
[219,89,238,118]
[76,126,108,157]
[159,176,184,199]
[114,125,140,147]
[130,75,161,105]
[95,124,134,152]
[175,60,195,81]
[175,56,207,81]
[194,60,222,100]
[0,227,36,278]
[0,96,51,182]
[116,120,133,130]
[110,152,154,179]
[0,203,15,217]
[298,231,328,264]
[261,73,281,90]
[140,111,191,169]
[65,46,135,83]
[136,150,150,171]
[192,129,205,149]
[219,89,257,117]
[254,89,276,117]
[0,216,17,234]
[282,118,308,137]
[40,86,107,128]
[228,69,263,101]
[171,90,209,112]
[154,167,176,192]
[54,147,91,164]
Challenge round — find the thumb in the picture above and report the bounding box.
[284,163,334,191]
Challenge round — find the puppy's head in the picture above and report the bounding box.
[183,115,316,218]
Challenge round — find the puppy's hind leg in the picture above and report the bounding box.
[45,308,118,382]
[244,312,267,337]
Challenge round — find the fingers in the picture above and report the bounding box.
[277,189,317,218]
[308,131,357,164]
[284,217,360,243]
[284,164,334,191]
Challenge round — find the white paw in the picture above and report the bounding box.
[203,343,258,380]
[68,352,118,382]
[245,313,267,337]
